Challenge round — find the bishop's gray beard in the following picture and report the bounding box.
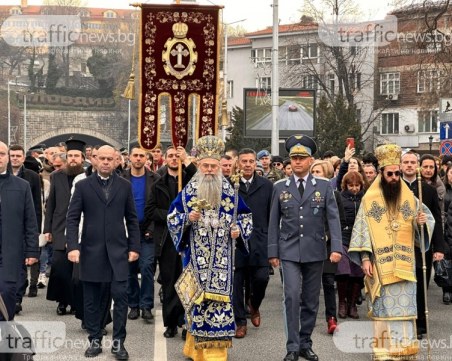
[194,171,223,208]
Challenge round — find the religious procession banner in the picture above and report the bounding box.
[138,4,222,150]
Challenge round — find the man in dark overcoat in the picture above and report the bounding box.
[145,145,196,338]
[66,145,140,360]
[0,141,39,321]
[233,148,273,338]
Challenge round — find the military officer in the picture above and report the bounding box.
[268,135,342,361]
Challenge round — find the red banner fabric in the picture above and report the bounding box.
[138,4,221,150]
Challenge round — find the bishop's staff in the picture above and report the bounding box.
[229,168,243,270]
[417,167,431,361]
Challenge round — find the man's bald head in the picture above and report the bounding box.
[97,146,116,178]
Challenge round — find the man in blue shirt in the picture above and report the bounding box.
[123,146,160,322]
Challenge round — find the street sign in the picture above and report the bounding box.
[440,121,452,140]
[440,140,452,155]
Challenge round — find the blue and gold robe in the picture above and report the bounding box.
[168,177,253,349]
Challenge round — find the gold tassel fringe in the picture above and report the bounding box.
[194,340,232,350]
[122,72,135,100]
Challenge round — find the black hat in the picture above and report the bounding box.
[29,145,44,154]
[65,138,86,153]
[272,155,284,164]
[120,147,129,155]
[285,134,317,157]
[442,155,452,165]
[23,155,42,174]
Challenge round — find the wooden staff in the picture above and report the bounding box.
[417,167,431,361]
[178,157,182,192]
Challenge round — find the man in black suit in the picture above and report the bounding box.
[44,140,85,315]
[233,148,273,338]
[67,145,141,360]
[122,146,160,322]
[0,141,39,321]
[146,145,196,338]
[400,151,445,338]
[9,144,42,306]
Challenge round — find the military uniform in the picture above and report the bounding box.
[268,135,342,361]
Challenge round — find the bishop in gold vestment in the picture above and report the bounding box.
[348,144,434,361]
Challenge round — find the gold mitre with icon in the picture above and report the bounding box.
[375,143,402,168]
[195,135,225,161]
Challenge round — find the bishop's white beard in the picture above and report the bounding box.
[194,171,223,208]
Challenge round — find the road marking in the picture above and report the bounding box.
[154,309,167,361]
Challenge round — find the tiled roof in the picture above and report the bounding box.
[228,37,251,46]
[245,23,318,36]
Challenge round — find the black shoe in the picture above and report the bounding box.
[111,343,129,360]
[141,308,153,321]
[443,291,451,304]
[299,348,318,361]
[181,328,187,340]
[159,287,163,303]
[127,308,139,320]
[283,351,299,361]
[15,303,22,315]
[28,286,37,298]
[163,326,178,338]
[56,303,67,315]
[84,341,102,357]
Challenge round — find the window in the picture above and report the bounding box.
[302,75,318,90]
[104,10,117,18]
[279,45,301,65]
[380,72,400,95]
[301,43,319,62]
[426,31,443,52]
[227,80,233,98]
[349,72,361,91]
[10,7,21,15]
[257,76,271,89]
[418,110,438,133]
[79,9,90,18]
[381,113,399,134]
[251,48,272,66]
[417,70,440,93]
[328,73,335,95]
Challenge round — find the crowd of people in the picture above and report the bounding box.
[0,134,451,361]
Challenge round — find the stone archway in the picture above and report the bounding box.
[29,128,122,149]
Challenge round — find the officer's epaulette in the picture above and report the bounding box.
[274,178,288,186]
[312,176,329,182]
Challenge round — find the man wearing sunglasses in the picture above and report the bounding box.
[349,144,436,360]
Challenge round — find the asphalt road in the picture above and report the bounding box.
[249,102,313,131]
[13,271,452,361]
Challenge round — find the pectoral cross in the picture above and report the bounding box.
[191,198,212,212]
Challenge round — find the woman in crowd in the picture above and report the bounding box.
[337,171,365,319]
[335,145,369,192]
[310,160,346,334]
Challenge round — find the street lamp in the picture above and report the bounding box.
[429,135,433,154]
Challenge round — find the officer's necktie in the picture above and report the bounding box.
[298,178,304,199]
[245,181,250,192]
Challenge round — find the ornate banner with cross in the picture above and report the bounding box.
[138,4,222,150]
